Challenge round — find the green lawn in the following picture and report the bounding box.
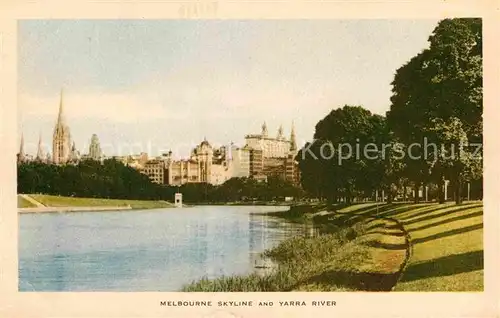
[336,201,483,291]
[28,194,174,209]
[17,196,36,208]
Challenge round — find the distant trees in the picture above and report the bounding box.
[17,160,304,203]
[297,18,483,204]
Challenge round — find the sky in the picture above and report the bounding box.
[18,19,441,159]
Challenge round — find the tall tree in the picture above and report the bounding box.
[387,18,482,201]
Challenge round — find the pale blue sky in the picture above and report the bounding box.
[18,19,440,158]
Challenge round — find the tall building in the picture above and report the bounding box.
[249,148,264,179]
[88,134,103,161]
[244,121,299,184]
[52,90,72,165]
[285,152,300,185]
[230,144,251,178]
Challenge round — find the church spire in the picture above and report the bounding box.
[36,131,44,161]
[261,121,268,137]
[53,88,71,165]
[277,124,284,140]
[18,132,25,163]
[56,88,65,126]
[290,121,297,152]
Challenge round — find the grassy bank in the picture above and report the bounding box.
[23,194,174,210]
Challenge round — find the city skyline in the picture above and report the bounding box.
[18,19,441,157]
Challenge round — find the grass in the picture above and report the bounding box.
[27,194,174,209]
[334,201,483,291]
[17,196,36,208]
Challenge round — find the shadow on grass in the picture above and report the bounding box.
[292,270,399,291]
[412,223,483,244]
[379,204,441,220]
[398,203,482,223]
[400,250,483,282]
[409,211,483,233]
[342,203,410,218]
[403,206,483,227]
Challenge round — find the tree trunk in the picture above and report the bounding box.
[413,182,420,204]
[437,177,445,204]
[455,179,463,204]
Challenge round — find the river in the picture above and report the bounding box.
[18,205,317,291]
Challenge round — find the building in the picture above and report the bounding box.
[165,139,233,186]
[113,152,149,169]
[52,90,72,165]
[248,148,264,178]
[244,121,299,184]
[285,152,300,185]
[88,134,103,161]
[245,122,291,159]
[230,144,251,178]
[142,159,167,184]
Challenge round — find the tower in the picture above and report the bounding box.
[290,121,297,153]
[88,134,103,161]
[69,141,80,163]
[36,132,45,162]
[261,122,268,138]
[277,124,284,140]
[52,89,71,164]
[17,132,25,163]
[198,138,213,183]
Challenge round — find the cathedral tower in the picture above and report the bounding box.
[52,89,71,164]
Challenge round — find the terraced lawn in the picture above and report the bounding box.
[28,194,174,209]
[336,201,483,291]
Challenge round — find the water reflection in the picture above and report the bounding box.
[19,206,316,291]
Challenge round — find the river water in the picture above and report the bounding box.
[18,205,316,291]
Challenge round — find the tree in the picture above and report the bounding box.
[298,105,389,203]
[424,117,482,204]
[387,18,483,202]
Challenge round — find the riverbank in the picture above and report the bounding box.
[18,194,175,212]
[182,206,407,291]
[183,201,483,291]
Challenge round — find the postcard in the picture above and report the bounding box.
[0,1,499,317]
